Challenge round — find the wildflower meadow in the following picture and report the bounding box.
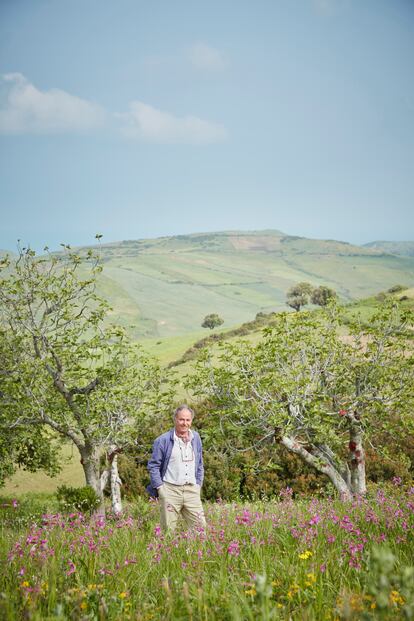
[1,481,414,620]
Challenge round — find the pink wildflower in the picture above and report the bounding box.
[227,540,240,557]
[309,514,321,525]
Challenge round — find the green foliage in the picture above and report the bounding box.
[56,485,100,513]
[201,313,224,330]
[0,427,61,488]
[114,454,150,499]
[186,301,414,497]
[0,327,62,486]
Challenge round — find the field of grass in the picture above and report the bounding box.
[1,483,414,620]
[3,444,84,498]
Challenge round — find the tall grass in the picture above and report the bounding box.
[1,482,413,620]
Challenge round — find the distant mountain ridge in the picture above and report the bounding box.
[363,241,414,257]
[90,229,392,259]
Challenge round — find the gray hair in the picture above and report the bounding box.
[174,405,195,419]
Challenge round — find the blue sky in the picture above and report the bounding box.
[0,0,413,252]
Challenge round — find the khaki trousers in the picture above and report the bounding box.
[158,481,206,532]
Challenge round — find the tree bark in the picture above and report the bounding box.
[281,435,353,501]
[348,424,366,496]
[109,450,123,515]
[79,444,105,515]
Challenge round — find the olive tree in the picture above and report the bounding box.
[202,314,224,330]
[187,303,413,500]
[286,282,313,312]
[0,244,166,514]
[311,285,337,307]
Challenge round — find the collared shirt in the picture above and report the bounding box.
[163,430,196,485]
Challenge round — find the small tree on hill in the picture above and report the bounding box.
[311,285,337,307]
[286,282,313,312]
[202,314,224,330]
[0,244,167,514]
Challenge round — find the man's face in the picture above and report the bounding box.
[174,409,193,435]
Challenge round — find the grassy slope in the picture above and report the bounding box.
[3,444,85,497]
[90,231,414,340]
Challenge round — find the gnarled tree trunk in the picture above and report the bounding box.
[99,446,123,515]
[281,435,353,501]
[348,424,366,496]
[79,443,105,516]
[108,446,122,514]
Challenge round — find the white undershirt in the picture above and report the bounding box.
[163,431,196,486]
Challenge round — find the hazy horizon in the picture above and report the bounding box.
[1,227,413,256]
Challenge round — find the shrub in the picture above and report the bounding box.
[388,284,407,293]
[116,454,149,499]
[56,485,100,513]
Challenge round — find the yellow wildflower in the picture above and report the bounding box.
[390,590,405,606]
[298,550,313,560]
[80,601,87,610]
[119,591,128,599]
[287,582,300,599]
[244,588,256,596]
[304,572,316,587]
[21,581,30,588]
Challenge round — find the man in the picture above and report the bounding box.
[147,405,206,532]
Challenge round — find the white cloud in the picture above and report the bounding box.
[0,73,106,134]
[119,101,228,144]
[189,42,227,71]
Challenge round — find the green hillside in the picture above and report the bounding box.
[82,230,414,339]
